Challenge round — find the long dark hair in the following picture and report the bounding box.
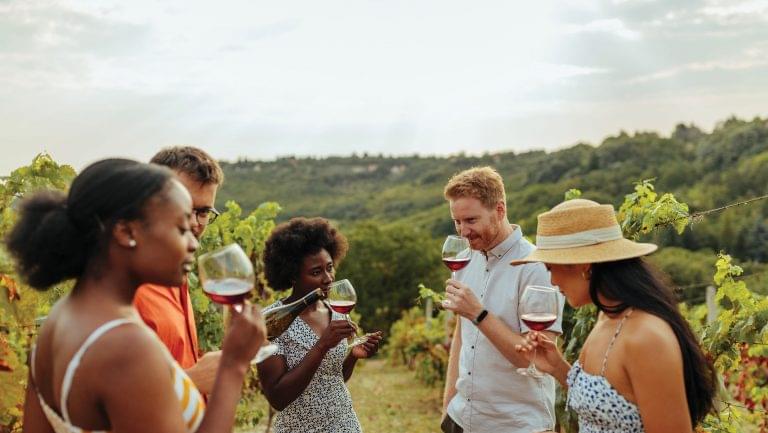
[589,257,716,425]
[6,159,173,290]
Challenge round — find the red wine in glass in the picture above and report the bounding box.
[327,279,368,347]
[202,278,251,305]
[442,257,471,272]
[442,235,471,279]
[198,243,278,364]
[328,300,356,315]
[517,285,559,378]
[521,313,557,331]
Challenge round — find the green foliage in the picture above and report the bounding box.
[647,247,716,304]
[188,200,281,429]
[564,188,582,201]
[417,283,446,305]
[339,221,444,333]
[0,154,76,432]
[618,179,690,238]
[192,200,281,353]
[386,306,451,387]
[699,253,768,432]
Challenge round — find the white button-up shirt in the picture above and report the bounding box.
[447,227,564,433]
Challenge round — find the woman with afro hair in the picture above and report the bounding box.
[257,217,382,433]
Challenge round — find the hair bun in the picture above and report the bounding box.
[6,190,88,290]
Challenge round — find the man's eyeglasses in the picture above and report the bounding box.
[193,207,220,225]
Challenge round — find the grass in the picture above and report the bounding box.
[348,359,443,433]
[245,358,443,433]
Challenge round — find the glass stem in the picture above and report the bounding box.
[345,313,354,336]
[529,346,538,374]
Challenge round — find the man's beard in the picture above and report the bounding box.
[479,216,502,252]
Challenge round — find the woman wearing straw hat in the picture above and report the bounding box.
[513,199,716,433]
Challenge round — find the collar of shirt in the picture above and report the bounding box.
[481,225,522,262]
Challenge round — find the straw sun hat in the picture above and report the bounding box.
[511,199,657,265]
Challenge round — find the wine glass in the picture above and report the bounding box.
[327,279,369,347]
[440,235,471,309]
[516,285,559,377]
[442,235,471,279]
[197,243,277,364]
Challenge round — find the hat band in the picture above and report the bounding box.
[536,225,623,250]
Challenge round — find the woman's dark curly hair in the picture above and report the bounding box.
[263,217,349,290]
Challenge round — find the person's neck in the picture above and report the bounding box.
[70,266,140,313]
[596,294,631,320]
[482,222,516,254]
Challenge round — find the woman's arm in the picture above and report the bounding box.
[22,371,56,433]
[625,320,692,433]
[106,303,264,433]
[257,320,355,410]
[514,331,571,387]
[341,353,357,382]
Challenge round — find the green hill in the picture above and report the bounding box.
[216,116,768,331]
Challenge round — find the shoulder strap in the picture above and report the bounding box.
[30,343,39,383]
[60,318,135,422]
[600,308,634,376]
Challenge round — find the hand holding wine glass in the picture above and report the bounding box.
[443,279,483,319]
[316,319,357,352]
[198,243,277,364]
[221,302,267,366]
[514,330,564,377]
[516,285,559,378]
[326,279,371,348]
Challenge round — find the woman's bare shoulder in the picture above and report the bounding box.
[622,310,681,361]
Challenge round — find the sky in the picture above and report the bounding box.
[1,0,768,174]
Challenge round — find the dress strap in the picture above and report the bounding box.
[599,308,633,376]
[30,343,39,383]
[60,318,135,422]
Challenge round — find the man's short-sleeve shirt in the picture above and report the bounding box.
[133,283,200,369]
[447,227,564,433]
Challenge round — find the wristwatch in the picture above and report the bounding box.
[472,309,488,326]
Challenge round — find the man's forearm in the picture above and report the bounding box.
[442,319,461,414]
[476,313,532,368]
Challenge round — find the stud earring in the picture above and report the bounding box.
[582,269,591,280]
[128,239,137,248]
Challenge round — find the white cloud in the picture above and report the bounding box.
[564,18,642,40]
[1,0,768,175]
[701,0,768,21]
[627,44,768,83]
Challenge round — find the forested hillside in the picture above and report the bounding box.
[220,116,768,259]
[218,116,768,331]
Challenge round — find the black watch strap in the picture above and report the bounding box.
[472,309,488,326]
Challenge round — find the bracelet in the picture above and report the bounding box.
[472,309,488,326]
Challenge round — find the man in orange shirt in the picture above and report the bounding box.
[133,146,223,394]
